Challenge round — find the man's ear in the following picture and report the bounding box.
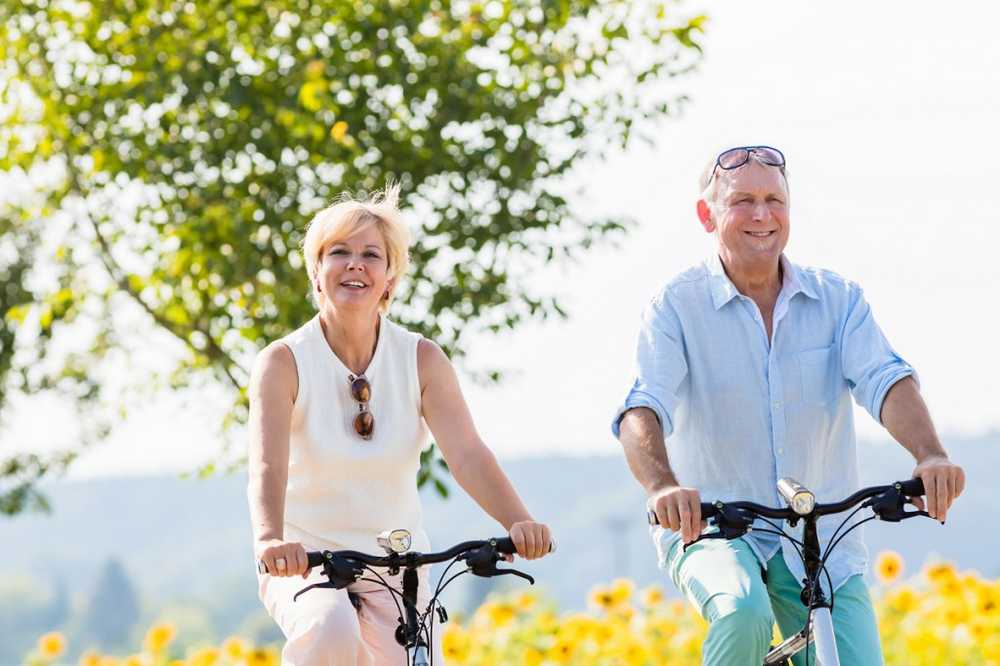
[696,199,715,234]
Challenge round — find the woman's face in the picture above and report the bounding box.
[316,224,392,313]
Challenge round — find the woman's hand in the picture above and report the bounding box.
[509,521,553,560]
[256,539,309,578]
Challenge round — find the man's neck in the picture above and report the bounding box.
[719,253,783,307]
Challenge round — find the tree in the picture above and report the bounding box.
[0,0,705,514]
[80,558,140,651]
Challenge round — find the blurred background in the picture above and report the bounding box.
[2,0,998,662]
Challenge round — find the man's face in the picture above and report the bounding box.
[702,161,790,269]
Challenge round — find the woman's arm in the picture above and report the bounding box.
[417,339,552,559]
[247,342,308,577]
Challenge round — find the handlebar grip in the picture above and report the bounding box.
[494,537,517,554]
[257,551,327,574]
[494,536,557,555]
[647,503,719,526]
[897,478,925,497]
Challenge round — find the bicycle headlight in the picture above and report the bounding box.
[377,529,412,554]
[777,478,816,516]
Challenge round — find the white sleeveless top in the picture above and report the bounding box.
[278,314,431,554]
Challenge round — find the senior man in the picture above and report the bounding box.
[612,146,965,665]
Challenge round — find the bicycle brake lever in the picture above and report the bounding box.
[294,581,337,601]
[461,544,536,584]
[867,490,930,523]
[492,568,535,585]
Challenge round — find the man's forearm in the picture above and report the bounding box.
[618,407,679,495]
[879,376,947,462]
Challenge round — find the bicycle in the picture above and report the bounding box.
[259,529,545,666]
[647,477,931,665]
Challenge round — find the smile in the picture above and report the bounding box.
[340,281,368,289]
[745,231,776,237]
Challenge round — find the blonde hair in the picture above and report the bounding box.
[301,183,411,311]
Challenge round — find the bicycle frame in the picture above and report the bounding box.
[268,536,538,666]
[652,478,928,666]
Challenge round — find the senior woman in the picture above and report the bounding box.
[247,185,553,665]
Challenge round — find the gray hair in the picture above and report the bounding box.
[699,153,790,204]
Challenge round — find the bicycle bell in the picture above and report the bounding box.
[377,529,413,554]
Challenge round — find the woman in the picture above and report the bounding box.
[247,185,553,665]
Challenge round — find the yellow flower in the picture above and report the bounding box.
[874,550,904,584]
[512,589,538,612]
[587,584,616,611]
[924,561,957,584]
[79,651,101,666]
[122,656,142,666]
[246,647,278,666]
[610,577,635,606]
[885,585,919,613]
[640,584,665,608]
[144,622,176,653]
[221,637,246,660]
[330,121,349,142]
[188,646,220,666]
[441,625,471,662]
[546,634,576,663]
[522,646,544,666]
[37,631,67,658]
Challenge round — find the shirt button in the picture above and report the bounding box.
[777,448,784,454]
[773,401,781,409]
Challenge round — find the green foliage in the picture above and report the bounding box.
[0,0,705,512]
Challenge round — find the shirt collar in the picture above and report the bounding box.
[706,254,820,310]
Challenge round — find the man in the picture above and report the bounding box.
[612,146,965,665]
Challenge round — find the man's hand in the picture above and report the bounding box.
[910,455,965,522]
[649,485,704,544]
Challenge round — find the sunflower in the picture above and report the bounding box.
[37,632,66,658]
[874,550,904,584]
[143,622,176,653]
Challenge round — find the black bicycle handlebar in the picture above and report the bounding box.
[305,537,517,570]
[649,478,927,526]
[262,536,524,575]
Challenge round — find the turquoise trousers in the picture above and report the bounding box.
[664,537,884,666]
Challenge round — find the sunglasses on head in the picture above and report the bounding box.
[706,146,785,188]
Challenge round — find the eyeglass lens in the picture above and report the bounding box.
[718,146,784,170]
[349,375,374,440]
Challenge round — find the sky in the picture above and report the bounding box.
[5,0,1000,477]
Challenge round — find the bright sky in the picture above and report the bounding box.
[6,1,1000,476]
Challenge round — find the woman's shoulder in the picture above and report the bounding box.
[249,340,299,398]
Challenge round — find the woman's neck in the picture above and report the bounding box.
[318,307,381,376]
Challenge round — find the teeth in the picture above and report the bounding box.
[342,281,365,287]
[748,231,773,237]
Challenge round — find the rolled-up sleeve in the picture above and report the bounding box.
[840,286,916,424]
[611,292,688,439]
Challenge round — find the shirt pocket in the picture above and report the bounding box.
[798,344,838,406]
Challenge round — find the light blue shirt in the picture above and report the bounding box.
[613,254,915,591]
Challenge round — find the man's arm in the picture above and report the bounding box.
[880,376,965,521]
[619,407,702,544]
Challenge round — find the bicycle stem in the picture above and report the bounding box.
[800,514,829,609]
[401,568,424,648]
